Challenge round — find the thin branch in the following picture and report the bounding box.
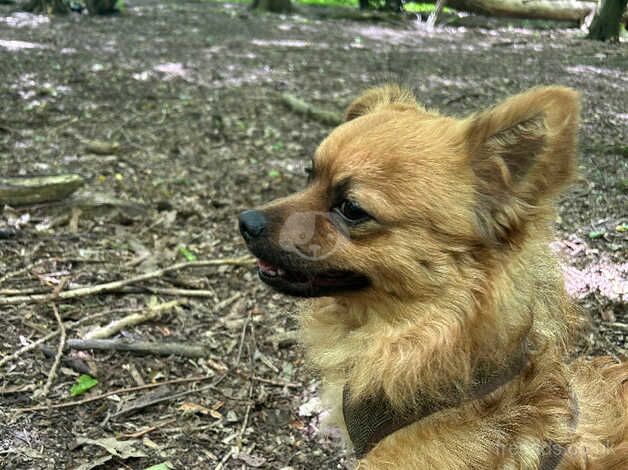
[143,286,218,297]
[426,0,447,28]
[0,307,142,368]
[39,304,66,398]
[66,338,208,357]
[0,261,42,286]
[235,310,252,366]
[120,418,177,438]
[13,374,219,413]
[215,447,234,470]
[235,370,301,389]
[0,255,255,305]
[0,330,58,368]
[280,93,342,126]
[110,376,227,419]
[84,300,183,340]
[213,292,242,313]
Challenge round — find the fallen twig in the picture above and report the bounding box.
[0,330,58,368]
[84,300,183,340]
[0,255,255,305]
[234,369,301,389]
[280,93,342,126]
[215,447,234,470]
[39,304,66,398]
[144,286,217,297]
[120,418,177,438]
[40,345,92,375]
[0,307,142,368]
[67,338,208,357]
[213,292,242,313]
[607,322,628,332]
[0,261,43,287]
[110,377,226,419]
[235,310,252,366]
[13,374,218,413]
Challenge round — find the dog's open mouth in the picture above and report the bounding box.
[256,259,369,297]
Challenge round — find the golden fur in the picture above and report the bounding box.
[246,85,628,468]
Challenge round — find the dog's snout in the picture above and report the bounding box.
[239,210,268,241]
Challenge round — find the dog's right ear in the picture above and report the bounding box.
[344,84,423,121]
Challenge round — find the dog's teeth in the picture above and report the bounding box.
[277,268,285,276]
[267,269,277,276]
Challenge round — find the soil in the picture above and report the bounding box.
[0,1,626,469]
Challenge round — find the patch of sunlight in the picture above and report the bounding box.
[0,13,50,28]
[563,260,627,300]
[551,238,627,301]
[0,39,46,51]
[132,71,152,82]
[352,25,413,44]
[610,112,628,121]
[564,65,628,82]
[213,65,275,88]
[251,39,316,48]
[267,158,308,176]
[153,63,189,80]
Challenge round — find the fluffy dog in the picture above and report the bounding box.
[239,85,627,469]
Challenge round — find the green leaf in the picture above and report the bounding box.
[615,223,627,233]
[178,245,197,261]
[143,462,174,470]
[268,169,281,179]
[588,230,605,239]
[70,375,98,397]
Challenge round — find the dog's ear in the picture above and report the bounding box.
[344,84,422,121]
[464,86,580,243]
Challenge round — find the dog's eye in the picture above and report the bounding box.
[335,200,371,223]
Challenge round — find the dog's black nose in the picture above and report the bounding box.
[239,210,267,241]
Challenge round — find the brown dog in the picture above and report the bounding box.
[239,85,628,469]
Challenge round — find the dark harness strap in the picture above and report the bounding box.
[342,340,578,470]
[343,340,530,459]
[538,395,580,470]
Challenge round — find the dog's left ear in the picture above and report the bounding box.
[464,86,580,242]
[344,84,423,121]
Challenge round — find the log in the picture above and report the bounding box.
[0,174,84,206]
[434,0,597,22]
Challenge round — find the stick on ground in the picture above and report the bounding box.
[280,93,342,126]
[0,255,254,305]
[67,338,208,357]
[39,304,66,398]
[13,374,219,413]
[84,299,183,340]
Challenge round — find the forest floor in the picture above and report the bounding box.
[0,1,626,469]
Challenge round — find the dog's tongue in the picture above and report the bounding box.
[257,259,276,271]
[257,259,284,277]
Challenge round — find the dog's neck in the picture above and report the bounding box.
[342,337,531,458]
[301,288,532,406]
[300,242,571,406]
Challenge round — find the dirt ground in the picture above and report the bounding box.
[0,1,626,468]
